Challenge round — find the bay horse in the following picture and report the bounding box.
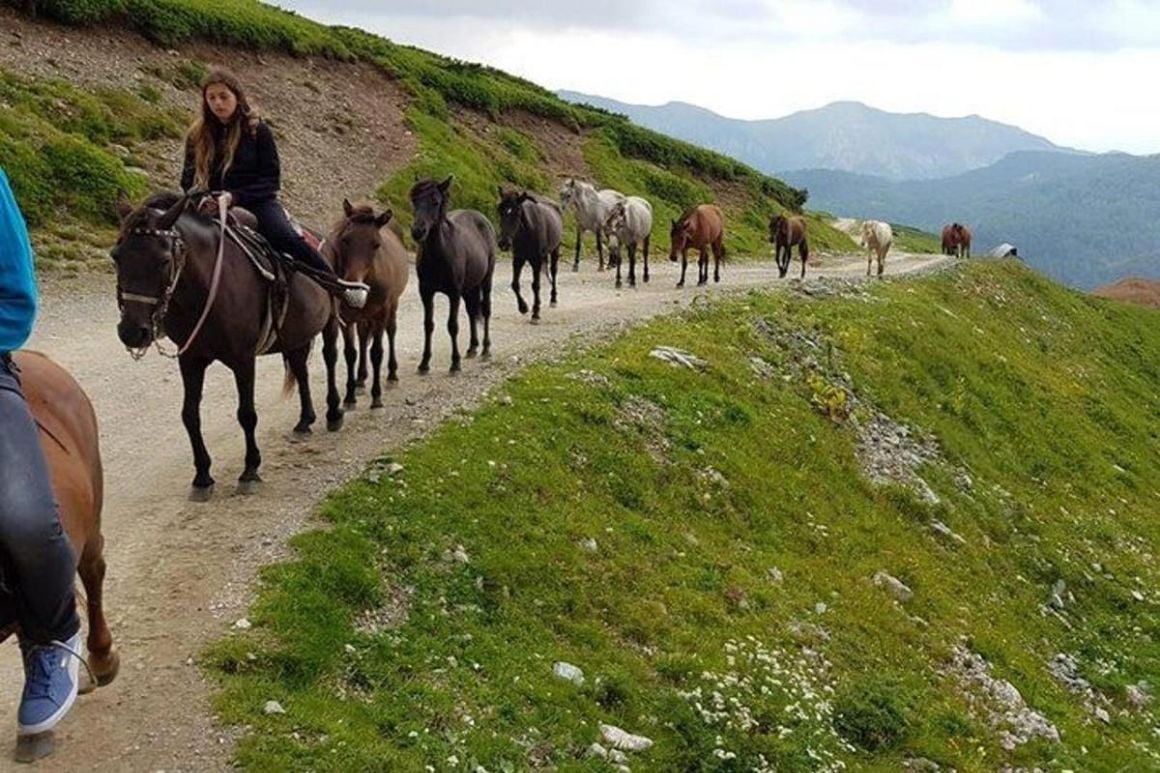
[497,187,563,322]
[112,191,333,499]
[860,220,893,277]
[769,214,809,279]
[323,200,410,414]
[669,204,725,287]
[4,352,118,761]
[941,224,957,256]
[410,176,496,373]
[559,178,626,272]
[604,196,653,289]
[952,223,972,258]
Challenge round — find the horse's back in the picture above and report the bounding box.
[12,351,103,538]
[695,204,725,243]
[625,197,653,240]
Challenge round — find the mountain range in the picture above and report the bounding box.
[558,92,1064,181]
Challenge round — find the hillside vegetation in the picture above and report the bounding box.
[209,261,1160,770]
[3,0,856,264]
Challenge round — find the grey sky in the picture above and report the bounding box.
[278,1,1160,153]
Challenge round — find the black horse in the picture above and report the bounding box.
[410,177,496,373]
[496,187,563,322]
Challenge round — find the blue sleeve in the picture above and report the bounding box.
[0,168,38,353]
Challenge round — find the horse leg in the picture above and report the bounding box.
[356,324,369,392]
[512,253,528,315]
[643,235,650,284]
[549,247,560,307]
[596,229,605,272]
[286,344,318,435]
[800,244,807,280]
[465,290,481,358]
[627,243,637,288]
[677,249,688,288]
[322,316,344,430]
[480,276,493,359]
[715,241,723,283]
[386,303,400,383]
[231,358,262,492]
[698,247,709,286]
[614,250,623,289]
[867,251,873,277]
[77,535,118,688]
[447,293,463,373]
[531,257,543,321]
[878,250,886,277]
[418,290,435,374]
[370,326,385,409]
[343,322,359,408]
[572,228,582,272]
[178,355,214,499]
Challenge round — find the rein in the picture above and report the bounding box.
[122,196,228,360]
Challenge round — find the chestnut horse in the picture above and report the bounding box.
[769,214,809,279]
[3,352,118,759]
[942,222,973,258]
[323,200,411,415]
[669,204,725,287]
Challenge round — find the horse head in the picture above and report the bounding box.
[409,176,452,243]
[335,199,392,286]
[496,187,530,252]
[111,191,191,351]
[669,216,693,262]
[768,214,785,243]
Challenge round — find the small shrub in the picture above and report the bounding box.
[833,681,911,752]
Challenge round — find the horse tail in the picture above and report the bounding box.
[281,338,313,397]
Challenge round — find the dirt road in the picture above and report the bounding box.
[0,251,949,770]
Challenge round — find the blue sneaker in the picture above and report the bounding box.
[17,632,84,736]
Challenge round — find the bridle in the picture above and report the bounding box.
[117,194,229,360]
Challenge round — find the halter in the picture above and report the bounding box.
[118,196,228,361]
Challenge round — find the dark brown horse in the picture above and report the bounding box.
[410,177,496,373]
[113,191,333,498]
[769,214,809,279]
[942,222,973,258]
[497,187,563,322]
[669,204,725,287]
[323,200,410,413]
[4,352,118,759]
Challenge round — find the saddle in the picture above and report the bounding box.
[221,206,297,356]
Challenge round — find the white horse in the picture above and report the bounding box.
[604,196,653,289]
[859,220,893,277]
[559,178,626,272]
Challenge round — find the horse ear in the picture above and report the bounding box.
[517,192,530,204]
[376,209,394,228]
[116,190,134,222]
[157,196,187,230]
[343,198,354,217]
[439,175,454,193]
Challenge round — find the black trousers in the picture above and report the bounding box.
[0,355,79,644]
[248,198,335,277]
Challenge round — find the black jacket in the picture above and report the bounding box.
[180,120,280,208]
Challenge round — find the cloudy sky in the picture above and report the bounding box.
[280,0,1160,154]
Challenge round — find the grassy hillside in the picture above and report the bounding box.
[208,261,1160,770]
[4,0,856,263]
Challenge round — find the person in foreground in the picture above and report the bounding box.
[180,68,368,308]
[0,167,85,736]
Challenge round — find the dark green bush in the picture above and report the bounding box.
[833,681,912,752]
[34,0,123,24]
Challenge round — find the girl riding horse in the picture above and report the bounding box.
[180,69,368,308]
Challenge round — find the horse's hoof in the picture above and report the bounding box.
[371,399,384,409]
[236,478,263,496]
[517,302,529,315]
[343,399,357,409]
[189,485,215,503]
[571,265,580,273]
[355,383,367,393]
[480,350,491,361]
[530,316,541,325]
[14,732,55,763]
[449,363,462,374]
[91,649,120,688]
[418,364,430,376]
[550,300,558,308]
[327,417,344,432]
[466,348,478,359]
[291,426,313,441]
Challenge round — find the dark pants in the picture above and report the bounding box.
[248,198,335,277]
[0,356,79,644]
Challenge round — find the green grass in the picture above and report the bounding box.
[0,66,187,268]
[208,261,1160,771]
[891,224,942,254]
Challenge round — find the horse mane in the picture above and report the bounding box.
[675,204,700,226]
[410,178,444,199]
[121,190,186,233]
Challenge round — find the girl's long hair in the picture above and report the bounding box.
[185,69,260,189]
